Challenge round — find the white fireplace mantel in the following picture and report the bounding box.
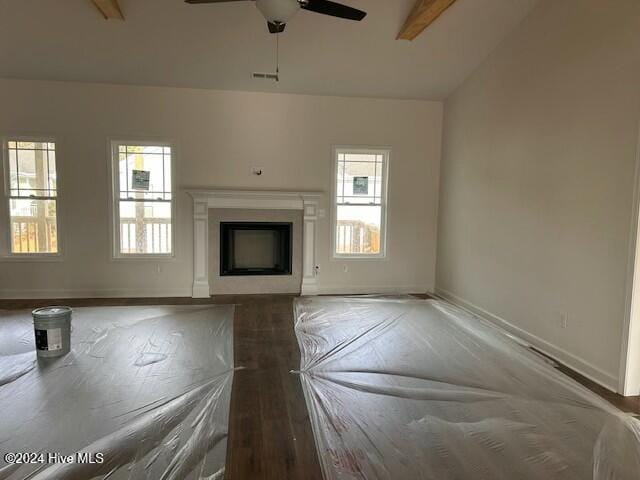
[186,188,324,298]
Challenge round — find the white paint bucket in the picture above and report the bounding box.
[32,306,72,358]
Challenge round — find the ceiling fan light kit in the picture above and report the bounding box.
[185,0,366,33]
[256,0,300,24]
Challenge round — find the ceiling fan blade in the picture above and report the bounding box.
[185,0,251,4]
[299,0,366,21]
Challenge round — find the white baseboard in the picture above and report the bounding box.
[192,282,211,299]
[314,284,431,296]
[0,285,430,300]
[435,287,620,393]
[301,284,319,296]
[0,287,193,300]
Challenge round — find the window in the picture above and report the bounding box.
[4,140,59,255]
[333,147,389,258]
[111,142,173,257]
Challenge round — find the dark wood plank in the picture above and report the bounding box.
[226,295,323,480]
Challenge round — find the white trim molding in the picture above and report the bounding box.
[435,287,620,393]
[619,120,640,396]
[186,188,324,298]
[316,284,430,295]
[0,287,193,300]
[331,146,390,260]
[109,140,176,260]
[1,136,64,259]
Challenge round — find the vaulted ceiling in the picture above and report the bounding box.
[0,0,540,100]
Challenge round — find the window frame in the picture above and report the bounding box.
[1,136,63,261]
[331,146,390,260]
[109,139,176,260]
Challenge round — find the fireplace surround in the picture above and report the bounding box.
[187,189,323,297]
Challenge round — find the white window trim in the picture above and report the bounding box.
[331,146,390,260]
[109,139,176,260]
[1,135,64,261]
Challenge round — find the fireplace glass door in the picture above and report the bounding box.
[220,222,292,276]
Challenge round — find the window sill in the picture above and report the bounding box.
[111,254,176,262]
[332,254,388,261]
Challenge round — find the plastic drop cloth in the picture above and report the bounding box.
[294,296,640,480]
[0,305,234,480]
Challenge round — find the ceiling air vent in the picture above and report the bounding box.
[252,72,279,82]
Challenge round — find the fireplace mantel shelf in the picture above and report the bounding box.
[186,188,324,298]
[187,188,323,198]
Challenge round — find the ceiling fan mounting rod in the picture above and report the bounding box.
[275,32,280,82]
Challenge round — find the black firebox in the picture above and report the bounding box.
[220,222,292,276]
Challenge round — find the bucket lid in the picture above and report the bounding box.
[32,306,72,318]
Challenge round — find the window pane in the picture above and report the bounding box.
[10,199,58,253]
[8,141,56,197]
[118,145,171,201]
[119,201,172,255]
[17,149,37,194]
[48,151,57,192]
[8,149,18,191]
[336,154,383,205]
[336,158,346,199]
[336,205,382,255]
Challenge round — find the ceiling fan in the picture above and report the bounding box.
[185,0,367,34]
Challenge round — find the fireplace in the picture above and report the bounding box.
[187,189,322,297]
[220,222,293,276]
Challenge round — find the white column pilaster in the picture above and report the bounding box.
[192,198,210,298]
[301,196,319,296]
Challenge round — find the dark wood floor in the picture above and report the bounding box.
[224,295,322,479]
[534,348,640,415]
[1,294,639,479]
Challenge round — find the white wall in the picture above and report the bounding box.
[436,0,640,391]
[0,79,442,298]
